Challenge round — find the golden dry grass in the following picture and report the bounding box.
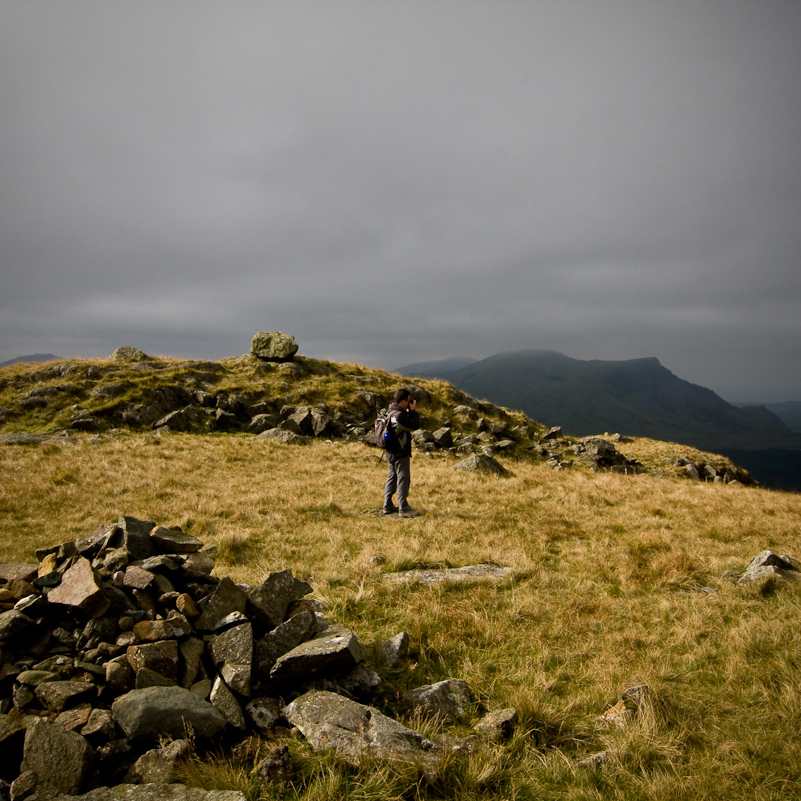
[2,431,801,800]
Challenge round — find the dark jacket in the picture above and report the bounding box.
[387,402,420,461]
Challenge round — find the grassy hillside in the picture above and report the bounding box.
[2,354,799,799]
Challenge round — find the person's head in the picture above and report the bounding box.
[394,388,414,408]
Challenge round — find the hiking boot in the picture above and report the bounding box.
[382,505,399,515]
[398,505,415,516]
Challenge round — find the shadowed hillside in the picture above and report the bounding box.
[399,350,801,453]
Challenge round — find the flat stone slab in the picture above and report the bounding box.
[55,785,247,800]
[383,564,513,585]
[0,562,39,583]
[284,690,439,770]
[46,557,110,618]
[270,624,365,684]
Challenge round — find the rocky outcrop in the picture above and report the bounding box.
[250,332,298,362]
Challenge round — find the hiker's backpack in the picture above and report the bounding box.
[374,409,400,451]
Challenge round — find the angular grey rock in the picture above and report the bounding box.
[195,578,248,632]
[253,610,317,683]
[105,658,136,694]
[110,347,149,362]
[123,565,156,590]
[153,406,201,433]
[112,686,227,741]
[250,331,299,362]
[284,690,439,770]
[35,679,96,713]
[149,527,203,554]
[270,624,365,685]
[453,454,511,477]
[474,708,517,741]
[402,679,473,723]
[47,557,110,618]
[81,709,119,744]
[258,429,308,445]
[248,414,278,435]
[127,640,179,683]
[246,570,312,631]
[113,516,157,562]
[740,550,801,584]
[125,738,191,784]
[432,428,453,448]
[209,622,253,697]
[209,675,246,730]
[179,638,206,689]
[381,632,410,667]
[20,716,94,797]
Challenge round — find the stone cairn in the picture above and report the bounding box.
[0,517,515,800]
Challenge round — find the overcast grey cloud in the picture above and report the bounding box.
[1,0,800,401]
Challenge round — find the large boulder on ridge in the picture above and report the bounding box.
[250,332,298,362]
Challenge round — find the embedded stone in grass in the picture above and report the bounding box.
[474,707,518,741]
[383,564,513,585]
[402,679,473,723]
[284,689,440,770]
[453,453,511,477]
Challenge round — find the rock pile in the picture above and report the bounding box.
[0,516,514,799]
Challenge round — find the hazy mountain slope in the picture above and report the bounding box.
[395,356,478,377]
[402,350,800,452]
[0,354,60,369]
[737,401,801,433]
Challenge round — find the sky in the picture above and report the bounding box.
[1,1,800,403]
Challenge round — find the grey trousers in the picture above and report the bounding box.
[384,457,411,511]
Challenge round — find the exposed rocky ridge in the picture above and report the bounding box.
[0,516,518,799]
[0,346,754,486]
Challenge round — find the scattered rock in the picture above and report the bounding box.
[250,332,299,362]
[474,708,517,741]
[402,679,473,723]
[453,454,511,477]
[383,564,512,585]
[381,632,410,667]
[284,690,440,771]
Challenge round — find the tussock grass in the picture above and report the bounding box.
[2,431,801,799]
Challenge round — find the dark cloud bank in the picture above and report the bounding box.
[1,1,800,402]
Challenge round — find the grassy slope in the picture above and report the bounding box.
[2,432,801,799]
[2,357,800,799]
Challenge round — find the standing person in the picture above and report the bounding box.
[383,388,421,516]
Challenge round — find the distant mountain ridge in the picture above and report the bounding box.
[736,401,801,434]
[0,354,60,369]
[397,349,801,453]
